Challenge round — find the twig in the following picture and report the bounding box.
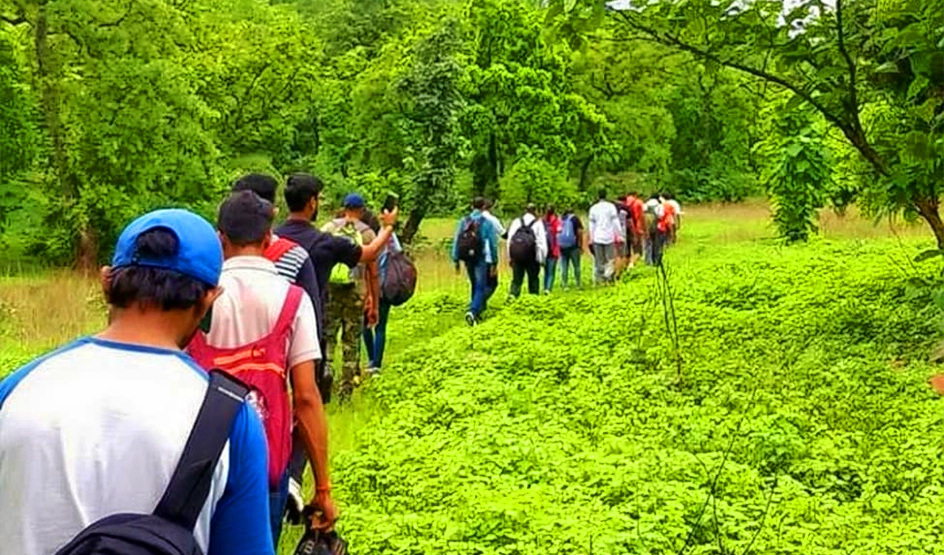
[740,475,779,555]
[677,386,757,555]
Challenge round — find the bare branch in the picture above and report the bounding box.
[615,10,848,131]
[835,0,861,132]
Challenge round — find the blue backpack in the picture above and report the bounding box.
[558,215,577,249]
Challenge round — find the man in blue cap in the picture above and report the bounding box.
[321,193,380,400]
[0,209,274,555]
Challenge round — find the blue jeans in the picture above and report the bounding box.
[560,247,582,288]
[544,257,558,292]
[363,299,392,368]
[465,260,491,317]
[269,471,289,548]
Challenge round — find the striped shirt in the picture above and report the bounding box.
[270,234,323,341]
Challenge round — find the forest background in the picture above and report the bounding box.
[1,0,942,264]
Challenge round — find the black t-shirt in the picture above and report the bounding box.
[275,219,363,309]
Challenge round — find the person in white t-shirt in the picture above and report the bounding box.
[588,188,621,284]
[205,191,337,546]
[0,209,274,555]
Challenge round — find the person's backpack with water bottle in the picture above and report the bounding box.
[558,214,577,250]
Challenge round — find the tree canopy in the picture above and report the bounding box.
[3,0,940,263]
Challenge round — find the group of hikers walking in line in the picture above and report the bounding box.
[0,174,679,555]
[451,189,682,324]
[0,173,414,555]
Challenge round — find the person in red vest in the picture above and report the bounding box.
[625,193,646,268]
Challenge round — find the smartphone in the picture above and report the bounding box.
[383,191,399,213]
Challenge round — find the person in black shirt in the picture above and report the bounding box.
[271,174,396,523]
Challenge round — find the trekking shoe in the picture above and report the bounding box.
[465,312,477,326]
[285,477,304,525]
[365,366,381,375]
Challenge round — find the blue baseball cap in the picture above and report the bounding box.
[343,193,365,209]
[112,209,223,286]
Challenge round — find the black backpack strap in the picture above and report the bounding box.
[154,370,250,530]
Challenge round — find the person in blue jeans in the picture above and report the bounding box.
[452,197,499,326]
[559,208,585,289]
[363,233,401,372]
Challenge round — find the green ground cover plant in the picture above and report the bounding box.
[320,237,944,555]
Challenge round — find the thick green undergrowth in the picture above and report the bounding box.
[330,239,944,555]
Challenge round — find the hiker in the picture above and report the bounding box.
[451,197,500,325]
[0,209,274,555]
[506,203,548,297]
[543,204,562,294]
[320,194,381,400]
[614,196,631,278]
[481,199,506,296]
[187,191,336,547]
[230,174,329,523]
[663,193,682,244]
[274,174,397,399]
[558,207,584,289]
[363,229,404,371]
[644,193,665,265]
[588,189,620,284]
[625,193,646,267]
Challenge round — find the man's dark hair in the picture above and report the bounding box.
[664,192,674,200]
[616,195,627,203]
[598,188,607,200]
[218,190,274,246]
[472,197,487,210]
[525,203,537,214]
[285,173,325,212]
[107,229,212,310]
[483,198,495,210]
[233,173,278,204]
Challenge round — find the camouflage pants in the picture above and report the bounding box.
[325,284,365,400]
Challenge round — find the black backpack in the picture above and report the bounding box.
[53,371,250,555]
[382,250,418,306]
[456,216,483,262]
[509,218,538,264]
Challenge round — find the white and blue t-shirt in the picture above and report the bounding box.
[0,337,274,555]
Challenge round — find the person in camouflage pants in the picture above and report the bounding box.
[322,193,379,401]
[325,283,366,399]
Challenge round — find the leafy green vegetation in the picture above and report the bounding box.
[319,232,944,554]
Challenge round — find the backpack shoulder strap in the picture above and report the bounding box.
[273,285,305,337]
[154,370,249,530]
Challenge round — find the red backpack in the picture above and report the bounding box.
[187,286,303,488]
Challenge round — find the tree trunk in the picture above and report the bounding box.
[915,196,944,249]
[76,226,99,274]
[34,0,71,199]
[579,156,593,192]
[400,207,425,245]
